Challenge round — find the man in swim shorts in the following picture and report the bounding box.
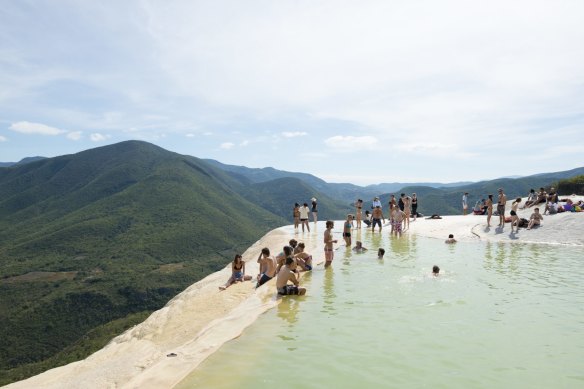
[276,257,306,295]
[497,188,507,227]
[391,207,405,236]
[256,247,276,288]
[371,205,385,232]
[323,220,337,267]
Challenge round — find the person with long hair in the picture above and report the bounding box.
[219,254,252,290]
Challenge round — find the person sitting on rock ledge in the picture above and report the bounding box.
[527,208,544,230]
[276,257,306,296]
[219,254,252,290]
[294,242,313,271]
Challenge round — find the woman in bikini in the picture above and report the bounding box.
[294,242,313,271]
[355,199,363,228]
[342,214,353,246]
[293,203,300,230]
[324,220,337,267]
[219,254,252,290]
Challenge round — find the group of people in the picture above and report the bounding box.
[357,193,419,236]
[293,198,318,232]
[467,187,553,231]
[220,238,313,295]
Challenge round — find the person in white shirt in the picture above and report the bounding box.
[299,203,311,232]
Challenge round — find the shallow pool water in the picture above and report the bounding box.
[176,232,584,389]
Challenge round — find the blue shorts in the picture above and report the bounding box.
[372,218,382,227]
[234,271,243,280]
[256,273,272,288]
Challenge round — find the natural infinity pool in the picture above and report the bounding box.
[176,233,584,389]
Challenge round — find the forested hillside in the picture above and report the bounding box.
[0,141,287,384]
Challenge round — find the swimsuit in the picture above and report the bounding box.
[324,247,334,252]
[278,285,299,295]
[234,271,243,279]
[510,210,517,216]
[372,218,382,227]
[256,273,272,287]
[343,232,351,237]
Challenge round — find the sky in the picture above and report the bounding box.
[1,0,583,185]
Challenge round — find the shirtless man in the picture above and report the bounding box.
[444,234,457,244]
[323,220,338,267]
[527,208,544,230]
[497,188,507,228]
[276,257,306,296]
[391,207,405,236]
[371,205,385,232]
[432,265,440,276]
[256,247,277,288]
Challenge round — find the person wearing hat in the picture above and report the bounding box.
[311,197,318,223]
[497,188,507,228]
[372,196,382,209]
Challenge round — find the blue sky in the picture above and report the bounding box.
[1,1,583,185]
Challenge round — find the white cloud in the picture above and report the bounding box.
[67,131,82,140]
[185,133,196,138]
[220,142,235,150]
[240,140,250,147]
[90,133,109,142]
[0,135,7,142]
[282,131,307,138]
[9,121,66,135]
[325,135,378,151]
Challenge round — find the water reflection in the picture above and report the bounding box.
[277,296,301,327]
[322,267,336,316]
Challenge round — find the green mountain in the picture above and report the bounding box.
[205,158,584,215]
[0,141,286,384]
[204,159,473,202]
[0,156,46,167]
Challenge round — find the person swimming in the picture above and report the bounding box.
[432,265,440,276]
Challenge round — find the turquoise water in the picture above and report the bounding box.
[176,233,584,389]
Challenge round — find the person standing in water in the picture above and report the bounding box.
[299,203,311,232]
[324,220,338,267]
[462,192,469,215]
[403,196,411,230]
[371,205,385,232]
[343,214,353,246]
[293,203,300,230]
[311,197,318,223]
[355,199,363,229]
